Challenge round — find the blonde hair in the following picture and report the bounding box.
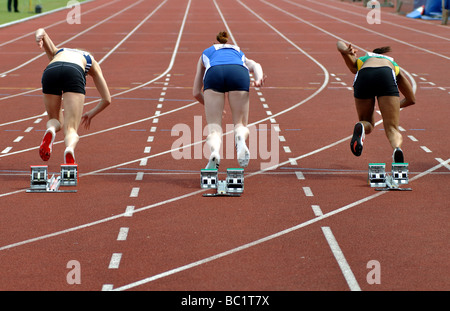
[216,31,228,44]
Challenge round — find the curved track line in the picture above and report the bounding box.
[0,0,146,79]
[263,0,417,93]
[0,0,331,243]
[282,0,450,61]
[0,0,119,46]
[315,0,450,42]
[1,1,444,289]
[111,158,449,291]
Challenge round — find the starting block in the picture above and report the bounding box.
[368,163,387,188]
[201,168,244,197]
[27,164,78,193]
[369,163,411,191]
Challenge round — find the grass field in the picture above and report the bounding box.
[1,0,89,26]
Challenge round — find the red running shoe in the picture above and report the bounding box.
[39,129,55,161]
[64,147,76,164]
[350,122,365,157]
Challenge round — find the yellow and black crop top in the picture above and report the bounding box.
[356,52,400,76]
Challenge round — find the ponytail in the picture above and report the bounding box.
[373,46,391,54]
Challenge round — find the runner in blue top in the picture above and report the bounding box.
[35,28,111,164]
[193,31,266,169]
[337,40,415,163]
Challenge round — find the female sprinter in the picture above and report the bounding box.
[337,40,415,163]
[193,31,266,169]
[35,28,111,164]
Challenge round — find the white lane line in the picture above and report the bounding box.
[295,171,305,180]
[135,172,144,181]
[285,0,450,61]
[1,147,12,154]
[303,187,314,197]
[0,0,146,78]
[311,205,323,217]
[13,136,23,142]
[130,187,140,198]
[421,146,432,153]
[101,284,114,291]
[124,206,135,217]
[408,135,418,142]
[283,146,291,153]
[436,158,450,171]
[321,226,361,291]
[117,228,129,241]
[108,253,122,269]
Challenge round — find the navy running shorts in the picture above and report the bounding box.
[41,61,86,95]
[203,64,250,93]
[353,66,399,99]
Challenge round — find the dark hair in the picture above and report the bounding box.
[372,46,391,54]
[216,31,228,44]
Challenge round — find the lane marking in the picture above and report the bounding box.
[408,135,418,142]
[1,147,12,154]
[130,187,140,198]
[108,253,122,269]
[321,226,361,291]
[135,172,144,181]
[295,171,305,180]
[311,205,323,217]
[124,206,135,217]
[421,146,432,153]
[436,158,450,171]
[0,0,147,78]
[285,0,450,60]
[303,186,314,197]
[117,228,129,241]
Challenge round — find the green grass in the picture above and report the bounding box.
[1,0,88,26]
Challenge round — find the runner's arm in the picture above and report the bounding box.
[245,58,266,87]
[193,56,205,105]
[35,28,59,61]
[337,41,358,74]
[397,70,416,108]
[81,60,111,129]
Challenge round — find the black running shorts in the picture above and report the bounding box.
[41,61,86,95]
[353,66,399,99]
[203,64,250,93]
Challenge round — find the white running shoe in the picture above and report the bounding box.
[205,151,220,169]
[235,136,250,168]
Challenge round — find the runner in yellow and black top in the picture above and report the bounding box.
[337,40,415,163]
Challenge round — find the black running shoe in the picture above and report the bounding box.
[350,122,365,156]
[393,147,404,163]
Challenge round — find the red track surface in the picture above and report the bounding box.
[0,0,449,296]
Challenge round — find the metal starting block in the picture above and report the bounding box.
[27,164,78,193]
[201,168,244,197]
[369,163,411,191]
[368,163,387,188]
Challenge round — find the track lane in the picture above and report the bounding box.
[0,0,448,292]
